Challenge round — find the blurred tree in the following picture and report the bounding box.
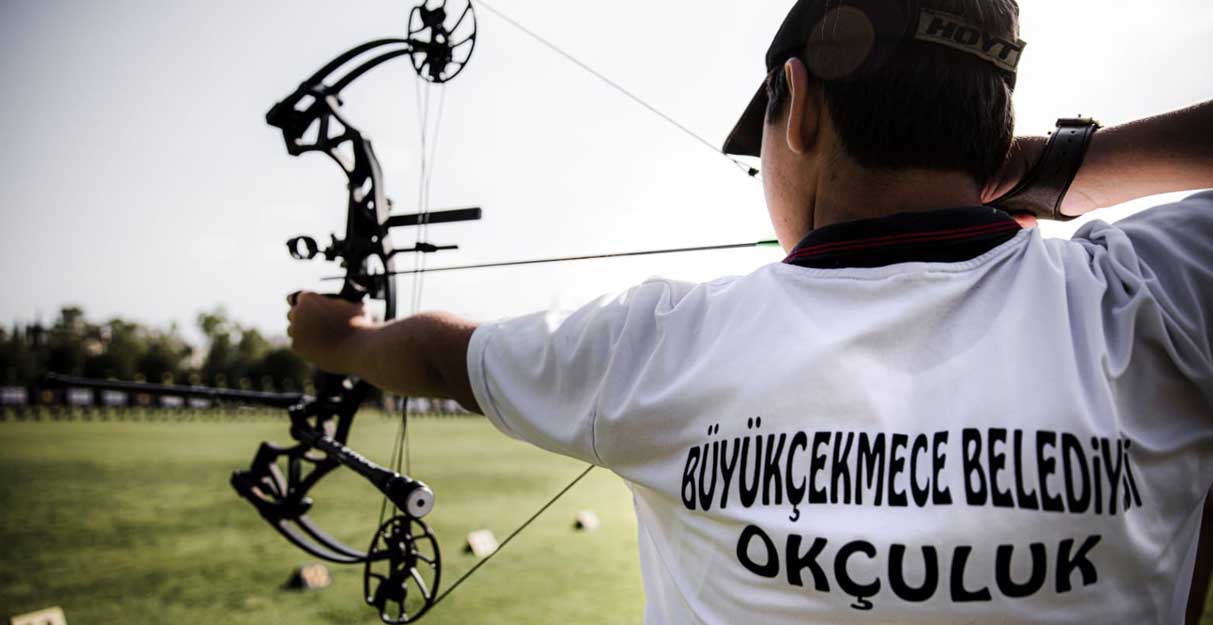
[83,319,138,379]
[234,327,273,383]
[2,324,42,384]
[198,307,238,386]
[0,306,307,390]
[136,325,192,383]
[45,307,91,376]
[261,347,310,391]
[0,325,19,384]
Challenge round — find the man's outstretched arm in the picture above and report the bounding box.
[286,292,481,412]
[984,98,1213,215]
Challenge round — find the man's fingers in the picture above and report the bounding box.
[1010,212,1038,229]
[284,289,366,368]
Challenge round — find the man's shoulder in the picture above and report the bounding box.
[1058,190,1213,388]
[1071,189,1213,240]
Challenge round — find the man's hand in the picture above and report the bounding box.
[982,136,1045,206]
[980,136,1046,228]
[981,135,1094,225]
[286,291,372,374]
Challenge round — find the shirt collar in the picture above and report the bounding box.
[784,206,1022,269]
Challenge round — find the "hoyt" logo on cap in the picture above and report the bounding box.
[914,8,1026,73]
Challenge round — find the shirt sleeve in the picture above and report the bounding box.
[1076,190,1213,386]
[466,278,695,465]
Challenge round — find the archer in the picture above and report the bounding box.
[288,0,1213,622]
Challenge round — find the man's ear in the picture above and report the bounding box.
[784,57,820,156]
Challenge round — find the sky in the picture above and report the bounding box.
[1,0,1211,344]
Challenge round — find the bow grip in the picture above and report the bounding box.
[301,284,370,404]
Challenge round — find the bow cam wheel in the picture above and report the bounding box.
[407,0,477,83]
[364,515,441,623]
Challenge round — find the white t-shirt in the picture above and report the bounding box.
[467,192,1213,624]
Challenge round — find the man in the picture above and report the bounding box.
[287,0,1212,622]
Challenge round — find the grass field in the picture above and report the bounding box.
[0,416,643,625]
[1,416,1211,625]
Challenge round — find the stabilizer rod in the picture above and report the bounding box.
[290,418,435,518]
[44,373,306,409]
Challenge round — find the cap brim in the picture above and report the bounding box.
[722,81,768,158]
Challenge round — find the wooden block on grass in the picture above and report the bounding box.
[574,510,600,531]
[283,563,332,591]
[9,606,67,625]
[465,529,499,558]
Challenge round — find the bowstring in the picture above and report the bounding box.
[404,73,429,483]
[405,68,449,490]
[474,0,759,178]
[378,60,446,529]
[406,71,442,479]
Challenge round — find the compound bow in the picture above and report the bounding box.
[228,1,478,622]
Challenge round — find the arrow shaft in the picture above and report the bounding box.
[326,240,779,280]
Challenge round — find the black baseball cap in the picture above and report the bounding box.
[722,0,1026,157]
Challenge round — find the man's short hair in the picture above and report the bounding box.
[767,0,1020,185]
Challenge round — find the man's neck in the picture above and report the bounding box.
[811,164,983,230]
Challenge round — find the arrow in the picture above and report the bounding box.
[327,239,781,280]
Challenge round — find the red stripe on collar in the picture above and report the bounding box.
[784,207,1022,269]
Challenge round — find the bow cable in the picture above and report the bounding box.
[431,463,595,608]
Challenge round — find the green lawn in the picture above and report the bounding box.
[1,417,1211,624]
[0,416,643,625]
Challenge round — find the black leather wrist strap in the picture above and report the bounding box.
[992,117,1101,221]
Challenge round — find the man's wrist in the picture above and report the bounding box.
[333,322,378,378]
[337,313,473,400]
